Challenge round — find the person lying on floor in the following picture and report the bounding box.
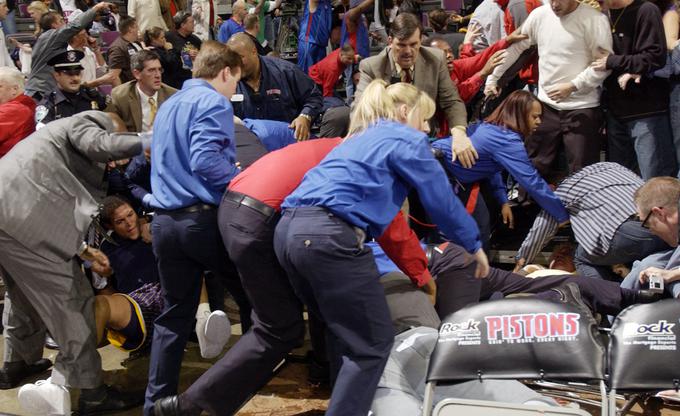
[370,240,663,320]
[94,195,231,358]
[372,271,559,415]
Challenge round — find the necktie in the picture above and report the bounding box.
[401,68,412,84]
[148,97,157,127]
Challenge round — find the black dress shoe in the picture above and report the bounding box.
[154,396,181,416]
[78,385,143,415]
[0,358,52,389]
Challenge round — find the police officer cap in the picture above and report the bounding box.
[48,50,85,71]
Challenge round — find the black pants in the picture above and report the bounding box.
[143,208,251,415]
[182,196,305,415]
[525,105,603,179]
[430,243,636,318]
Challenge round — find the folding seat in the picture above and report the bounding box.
[608,299,680,416]
[422,297,607,416]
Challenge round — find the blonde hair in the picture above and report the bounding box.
[27,0,48,14]
[634,176,680,216]
[348,79,436,136]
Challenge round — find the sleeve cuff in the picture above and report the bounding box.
[142,193,153,208]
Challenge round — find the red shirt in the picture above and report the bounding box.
[228,138,433,286]
[308,48,347,97]
[0,94,36,157]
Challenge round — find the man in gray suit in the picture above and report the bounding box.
[0,111,148,414]
[321,13,478,167]
[24,2,112,101]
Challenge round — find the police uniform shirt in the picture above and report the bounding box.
[40,87,107,123]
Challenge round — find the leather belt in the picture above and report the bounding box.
[224,191,278,219]
[177,203,216,214]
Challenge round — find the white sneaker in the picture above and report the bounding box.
[18,377,71,415]
[195,310,231,359]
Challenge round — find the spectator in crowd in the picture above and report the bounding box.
[273,79,487,416]
[0,111,146,414]
[191,0,218,41]
[217,0,246,42]
[0,67,35,157]
[166,11,202,84]
[298,0,332,72]
[27,0,49,37]
[432,90,568,250]
[0,0,14,68]
[339,13,476,166]
[38,50,107,124]
[243,14,272,55]
[631,177,680,297]
[516,162,670,281]
[247,0,281,44]
[468,0,505,53]
[128,0,168,32]
[106,50,178,133]
[227,33,323,141]
[427,8,465,54]
[485,0,613,179]
[67,29,118,88]
[25,2,109,100]
[308,43,355,97]
[159,0,187,31]
[340,0,373,58]
[144,27,186,88]
[108,16,144,84]
[423,35,507,104]
[593,0,677,179]
[142,41,251,416]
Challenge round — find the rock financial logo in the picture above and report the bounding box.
[439,319,482,346]
[622,320,676,351]
[485,313,580,345]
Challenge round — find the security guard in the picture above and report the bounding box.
[37,50,107,125]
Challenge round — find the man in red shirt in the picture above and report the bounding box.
[152,137,435,416]
[0,67,36,157]
[308,44,356,97]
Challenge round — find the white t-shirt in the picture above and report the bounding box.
[487,3,613,110]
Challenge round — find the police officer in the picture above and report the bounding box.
[37,50,107,125]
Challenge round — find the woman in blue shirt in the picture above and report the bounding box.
[273,79,489,416]
[432,90,569,241]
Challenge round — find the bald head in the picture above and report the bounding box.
[227,33,259,79]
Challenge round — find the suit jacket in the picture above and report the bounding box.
[0,111,145,263]
[106,81,178,133]
[356,46,467,128]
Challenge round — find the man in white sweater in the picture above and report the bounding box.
[485,0,612,179]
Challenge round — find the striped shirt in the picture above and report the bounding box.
[517,162,643,263]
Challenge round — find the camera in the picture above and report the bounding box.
[649,273,665,294]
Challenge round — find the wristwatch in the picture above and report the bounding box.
[299,113,312,122]
[77,241,89,257]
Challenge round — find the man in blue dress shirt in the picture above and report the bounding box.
[143,40,252,416]
[228,33,324,141]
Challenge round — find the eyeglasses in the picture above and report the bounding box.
[638,209,655,229]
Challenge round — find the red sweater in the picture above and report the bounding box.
[0,94,36,157]
[308,49,347,97]
[229,138,432,286]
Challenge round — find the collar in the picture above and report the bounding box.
[183,78,217,92]
[136,83,158,101]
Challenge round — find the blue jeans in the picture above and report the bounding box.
[573,218,670,280]
[607,112,677,179]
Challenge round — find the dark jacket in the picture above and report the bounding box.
[604,0,669,121]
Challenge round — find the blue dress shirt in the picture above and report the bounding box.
[148,79,239,210]
[242,118,298,151]
[232,56,323,123]
[282,120,482,253]
[218,18,244,43]
[431,122,569,223]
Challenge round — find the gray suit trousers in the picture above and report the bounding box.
[0,230,102,389]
